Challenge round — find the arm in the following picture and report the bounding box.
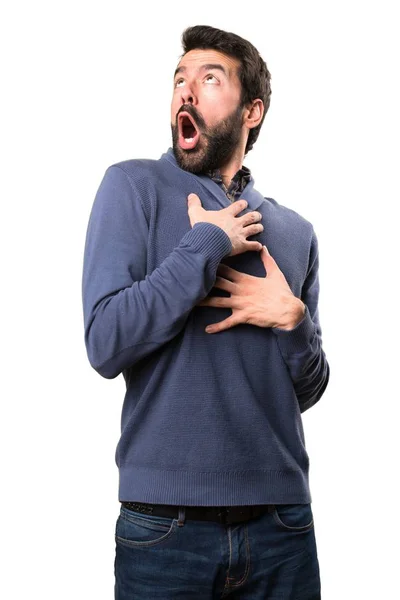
[82,165,231,379]
[271,228,330,413]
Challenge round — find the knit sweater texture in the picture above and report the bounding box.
[82,147,330,506]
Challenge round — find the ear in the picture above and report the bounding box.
[243,99,264,130]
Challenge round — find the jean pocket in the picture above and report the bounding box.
[272,503,314,532]
[115,507,178,547]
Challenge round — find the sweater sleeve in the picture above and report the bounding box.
[271,228,330,413]
[82,165,232,379]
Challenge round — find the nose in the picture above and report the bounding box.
[180,79,198,106]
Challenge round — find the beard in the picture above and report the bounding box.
[170,102,245,174]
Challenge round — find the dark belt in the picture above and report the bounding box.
[120,501,275,525]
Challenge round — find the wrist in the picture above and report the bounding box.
[278,298,306,331]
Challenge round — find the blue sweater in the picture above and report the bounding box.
[82,147,330,506]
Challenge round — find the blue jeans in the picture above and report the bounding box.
[114,503,321,599]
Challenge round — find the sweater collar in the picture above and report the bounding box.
[161,147,265,211]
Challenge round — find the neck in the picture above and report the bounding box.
[218,147,245,188]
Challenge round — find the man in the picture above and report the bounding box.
[82,24,330,599]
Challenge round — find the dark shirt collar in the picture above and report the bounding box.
[206,164,252,202]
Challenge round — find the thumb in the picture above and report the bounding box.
[261,245,275,270]
[187,193,202,207]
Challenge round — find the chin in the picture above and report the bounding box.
[173,142,208,174]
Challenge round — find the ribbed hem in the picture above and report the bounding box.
[271,304,316,355]
[180,222,232,271]
[118,465,311,505]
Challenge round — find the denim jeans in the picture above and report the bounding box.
[114,502,321,599]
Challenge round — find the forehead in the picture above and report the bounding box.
[175,49,240,80]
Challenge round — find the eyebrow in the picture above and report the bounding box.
[173,63,228,80]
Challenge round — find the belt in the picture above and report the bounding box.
[120,501,275,525]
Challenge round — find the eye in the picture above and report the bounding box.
[174,74,219,88]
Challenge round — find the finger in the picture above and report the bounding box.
[245,241,263,252]
[239,211,262,226]
[205,314,243,334]
[197,299,210,306]
[214,275,236,293]
[187,193,201,206]
[228,199,248,216]
[244,223,264,237]
[217,263,241,282]
[199,296,237,308]
[260,245,273,268]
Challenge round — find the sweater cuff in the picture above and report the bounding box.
[271,304,316,355]
[181,222,232,268]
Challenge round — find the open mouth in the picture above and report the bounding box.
[178,112,200,150]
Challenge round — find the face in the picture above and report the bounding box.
[170,49,245,174]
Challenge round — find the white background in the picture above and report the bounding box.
[2,1,399,598]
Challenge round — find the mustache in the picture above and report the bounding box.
[177,104,206,132]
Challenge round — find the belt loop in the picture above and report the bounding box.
[177,507,186,527]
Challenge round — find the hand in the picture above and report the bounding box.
[187,193,264,256]
[197,245,306,333]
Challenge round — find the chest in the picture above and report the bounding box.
[143,183,306,298]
